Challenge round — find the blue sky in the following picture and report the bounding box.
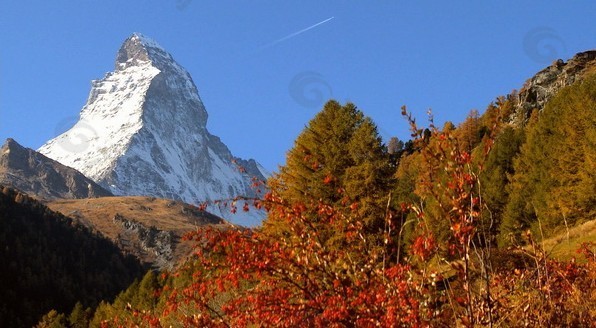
[1,1,594,172]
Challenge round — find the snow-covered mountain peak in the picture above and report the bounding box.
[39,33,266,226]
[130,32,165,51]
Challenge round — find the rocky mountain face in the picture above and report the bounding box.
[0,138,112,200]
[39,33,266,226]
[511,50,596,124]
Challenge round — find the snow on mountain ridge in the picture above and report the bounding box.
[130,32,166,52]
[41,62,160,181]
[39,33,266,226]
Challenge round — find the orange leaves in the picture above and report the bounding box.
[332,279,342,289]
[576,242,595,261]
[158,190,432,327]
[457,151,471,165]
[196,202,208,211]
[454,296,468,306]
[311,160,321,171]
[231,158,247,173]
[450,222,475,244]
[412,234,437,261]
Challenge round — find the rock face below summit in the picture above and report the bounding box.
[39,33,267,226]
[511,50,596,124]
[0,138,112,200]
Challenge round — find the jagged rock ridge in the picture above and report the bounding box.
[0,138,112,200]
[511,50,596,124]
[39,33,267,226]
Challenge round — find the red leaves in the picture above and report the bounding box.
[231,158,247,173]
[576,242,595,262]
[155,194,433,328]
[458,151,471,165]
[311,160,320,171]
[197,202,208,211]
[412,234,437,261]
[332,279,342,289]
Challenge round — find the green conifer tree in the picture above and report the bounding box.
[479,126,524,238]
[263,100,394,246]
[133,270,160,310]
[500,74,596,245]
[35,310,66,328]
[68,302,91,328]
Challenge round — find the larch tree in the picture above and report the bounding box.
[478,126,524,239]
[457,109,482,152]
[263,100,394,249]
[500,74,596,245]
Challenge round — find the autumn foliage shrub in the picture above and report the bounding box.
[488,240,595,326]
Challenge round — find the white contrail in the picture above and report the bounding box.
[259,16,335,50]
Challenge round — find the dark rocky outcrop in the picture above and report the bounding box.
[0,138,112,200]
[511,50,596,124]
[113,214,175,270]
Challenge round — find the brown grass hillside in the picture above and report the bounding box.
[47,196,232,269]
[538,219,596,261]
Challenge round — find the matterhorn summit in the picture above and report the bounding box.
[39,33,267,226]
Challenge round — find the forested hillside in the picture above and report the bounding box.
[395,73,595,251]
[0,186,146,327]
[501,74,596,243]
